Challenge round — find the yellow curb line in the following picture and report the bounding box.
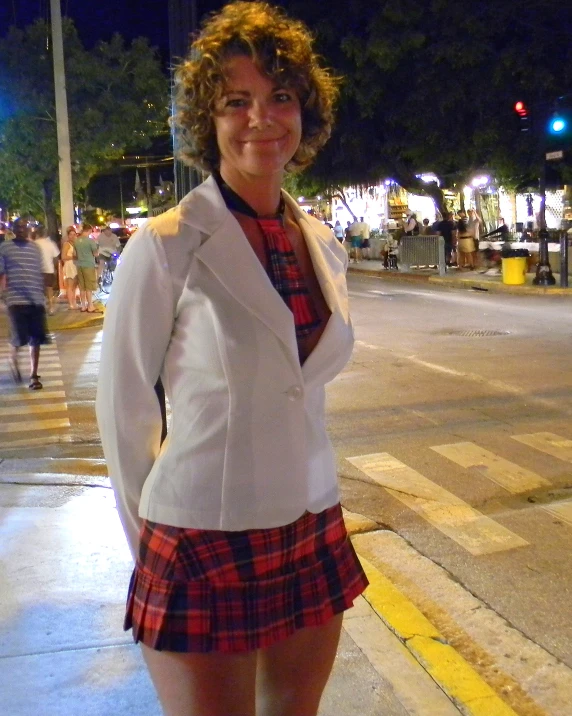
[428,276,572,295]
[357,554,518,716]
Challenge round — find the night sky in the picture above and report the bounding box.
[0,1,238,57]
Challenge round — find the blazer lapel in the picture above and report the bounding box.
[184,178,300,370]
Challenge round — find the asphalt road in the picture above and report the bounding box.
[2,276,572,713]
[333,275,572,683]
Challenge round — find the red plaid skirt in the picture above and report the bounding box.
[125,503,368,653]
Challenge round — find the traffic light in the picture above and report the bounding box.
[548,114,568,135]
[514,101,530,132]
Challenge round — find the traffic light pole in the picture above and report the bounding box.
[533,136,556,285]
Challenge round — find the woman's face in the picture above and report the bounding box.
[67,230,77,242]
[213,55,302,182]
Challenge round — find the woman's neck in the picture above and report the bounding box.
[218,166,283,217]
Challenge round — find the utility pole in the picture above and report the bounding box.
[50,0,75,231]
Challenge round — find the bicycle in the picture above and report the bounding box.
[98,252,119,294]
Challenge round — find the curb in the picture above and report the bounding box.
[348,266,572,296]
[429,275,572,295]
[355,552,518,716]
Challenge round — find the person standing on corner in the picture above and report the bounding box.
[32,224,60,315]
[74,224,99,312]
[95,3,368,716]
[61,226,79,309]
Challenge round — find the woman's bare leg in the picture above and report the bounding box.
[141,644,257,716]
[256,613,343,716]
[65,279,77,308]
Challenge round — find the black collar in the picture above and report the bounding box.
[213,172,285,219]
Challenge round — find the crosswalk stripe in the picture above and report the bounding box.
[0,349,59,357]
[347,453,529,555]
[0,417,70,434]
[0,403,68,417]
[0,434,73,450]
[512,432,572,463]
[0,391,66,402]
[543,500,572,528]
[35,370,63,377]
[430,442,550,493]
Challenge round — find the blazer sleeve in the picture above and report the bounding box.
[95,223,175,558]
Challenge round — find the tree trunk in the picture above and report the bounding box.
[331,187,358,221]
[390,162,448,218]
[42,178,60,240]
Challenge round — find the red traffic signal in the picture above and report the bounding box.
[514,101,528,115]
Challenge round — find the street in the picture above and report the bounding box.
[2,276,572,714]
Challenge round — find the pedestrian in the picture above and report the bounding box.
[421,218,433,235]
[74,224,99,312]
[456,218,476,269]
[0,218,49,390]
[436,211,457,266]
[32,224,60,315]
[344,220,352,244]
[61,226,79,309]
[333,219,344,242]
[358,216,371,259]
[96,3,368,716]
[348,218,362,261]
[403,212,420,235]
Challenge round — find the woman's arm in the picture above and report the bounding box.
[95,223,175,557]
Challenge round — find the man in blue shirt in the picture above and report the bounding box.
[0,218,48,390]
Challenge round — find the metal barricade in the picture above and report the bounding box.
[399,235,446,276]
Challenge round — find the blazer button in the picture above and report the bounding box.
[287,385,303,400]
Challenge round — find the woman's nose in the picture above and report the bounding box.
[248,100,272,128]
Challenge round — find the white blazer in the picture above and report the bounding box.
[96,176,354,555]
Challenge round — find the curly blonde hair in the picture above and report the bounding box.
[172,1,339,173]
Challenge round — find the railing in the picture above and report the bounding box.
[399,235,446,276]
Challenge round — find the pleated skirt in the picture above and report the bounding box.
[124,503,368,653]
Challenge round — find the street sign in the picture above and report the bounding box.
[546,150,564,160]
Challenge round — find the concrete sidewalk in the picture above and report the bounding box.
[348,259,572,295]
[0,460,463,716]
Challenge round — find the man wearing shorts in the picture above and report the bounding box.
[32,224,60,315]
[0,218,49,390]
[74,224,99,312]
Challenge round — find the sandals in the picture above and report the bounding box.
[8,359,22,384]
[29,375,43,391]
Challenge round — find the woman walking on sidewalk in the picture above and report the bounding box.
[96,3,367,716]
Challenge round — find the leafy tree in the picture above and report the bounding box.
[282,0,572,214]
[0,19,169,235]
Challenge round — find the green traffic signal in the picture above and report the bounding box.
[549,116,567,134]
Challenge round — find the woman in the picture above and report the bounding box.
[96,3,367,715]
[457,218,476,270]
[61,226,78,309]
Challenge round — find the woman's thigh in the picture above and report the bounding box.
[141,643,257,716]
[256,613,344,716]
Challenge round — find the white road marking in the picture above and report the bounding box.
[543,500,572,528]
[512,432,572,463]
[347,452,528,555]
[0,417,70,434]
[0,403,68,417]
[0,434,74,450]
[0,391,66,402]
[430,442,550,493]
[354,341,569,414]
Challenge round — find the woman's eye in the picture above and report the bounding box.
[226,97,246,108]
[274,92,293,103]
